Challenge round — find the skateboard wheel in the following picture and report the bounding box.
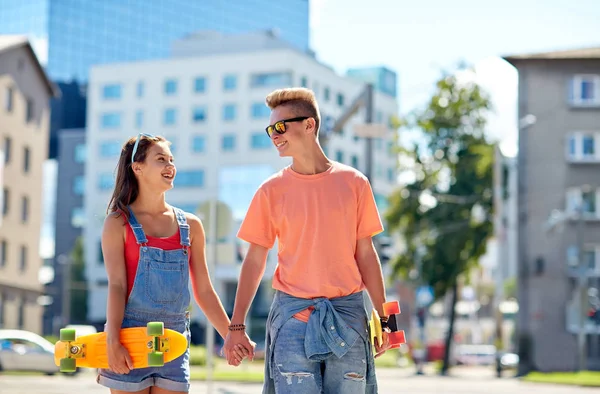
[60,358,77,373]
[389,330,406,345]
[60,328,76,342]
[148,352,164,367]
[382,301,400,316]
[147,322,164,336]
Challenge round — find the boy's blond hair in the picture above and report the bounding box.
[265,88,321,136]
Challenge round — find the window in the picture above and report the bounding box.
[2,188,8,216]
[336,150,344,163]
[4,87,13,112]
[164,79,177,95]
[192,136,206,153]
[570,75,600,106]
[223,104,236,121]
[25,98,33,122]
[250,132,271,149]
[194,77,206,93]
[175,170,205,187]
[74,143,86,163]
[192,106,207,123]
[73,176,85,195]
[351,155,359,169]
[98,173,114,190]
[19,245,26,271]
[223,75,237,91]
[337,93,344,107]
[566,186,599,217]
[136,81,144,98]
[0,239,6,267]
[135,110,143,129]
[23,147,30,173]
[566,132,600,162]
[324,87,330,101]
[388,168,396,183]
[3,137,11,164]
[100,141,121,157]
[102,84,122,99]
[250,72,292,88]
[222,134,236,151]
[164,108,176,125]
[100,112,121,129]
[71,207,85,228]
[251,103,270,118]
[21,196,28,223]
[300,76,308,87]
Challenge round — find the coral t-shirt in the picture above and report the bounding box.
[237,161,384,321]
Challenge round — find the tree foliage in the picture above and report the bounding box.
[385,66,496,373]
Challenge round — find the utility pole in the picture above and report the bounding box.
[57,254,71,328]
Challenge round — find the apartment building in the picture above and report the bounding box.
[0,36,59,333]
[504,47,600,372]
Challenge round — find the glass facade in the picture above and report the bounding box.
[0,0,310,82]
[346,66,398,98]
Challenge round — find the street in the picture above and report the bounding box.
[0,367,587,394]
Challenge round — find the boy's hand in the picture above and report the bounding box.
[374,330,392,358]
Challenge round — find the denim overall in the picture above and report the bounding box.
[97,206,192,392]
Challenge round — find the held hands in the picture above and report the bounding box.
[222,328,256,366]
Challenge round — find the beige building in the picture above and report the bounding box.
[0,36,59,334]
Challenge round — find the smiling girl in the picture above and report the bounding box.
[97,134,249,394]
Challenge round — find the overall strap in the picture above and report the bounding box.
[174,207,191,251]
[127,206,148,245]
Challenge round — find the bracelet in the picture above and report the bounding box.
[228,324,246,331]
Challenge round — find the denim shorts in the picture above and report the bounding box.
[97,316,191,392]
[271,317,368,394]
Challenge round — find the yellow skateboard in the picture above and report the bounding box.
[369,301,406,349]
[54,322,187,372]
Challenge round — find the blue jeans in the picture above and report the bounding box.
[272,318,368,394]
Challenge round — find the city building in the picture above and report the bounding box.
[83,31,399,342]
[0,35,59,333]
[41,129,86,334]
[0,0,311,159]
[0,0,312,334]
[503,47,600,372]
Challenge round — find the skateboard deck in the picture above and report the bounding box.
[54,322,187,373]
[369,301,406,350]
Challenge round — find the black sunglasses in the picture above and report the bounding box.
[265,116,309,138]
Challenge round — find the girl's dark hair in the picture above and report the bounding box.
[106,134,168,219]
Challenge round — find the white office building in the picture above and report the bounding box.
[83,31,399,338]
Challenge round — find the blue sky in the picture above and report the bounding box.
[309,0,600,154]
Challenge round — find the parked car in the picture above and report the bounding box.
[0,329,59,375]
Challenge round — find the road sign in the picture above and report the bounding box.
[354,123,387,138]
[416,286,434,307]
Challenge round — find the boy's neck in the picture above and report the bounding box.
[291,142,331,175]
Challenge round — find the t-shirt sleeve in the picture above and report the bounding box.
[356,178,384,239]
[237,187,277,249]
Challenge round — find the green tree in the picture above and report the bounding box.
[69,236,88,323]
[385,66,495,375]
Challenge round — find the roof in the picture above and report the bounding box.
[0,35,60,98]
[503,46,600,63]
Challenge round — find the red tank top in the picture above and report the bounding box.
[124,222,191,298]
